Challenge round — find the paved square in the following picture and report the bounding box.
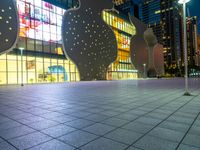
[0,78,200,150]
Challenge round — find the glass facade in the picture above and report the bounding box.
[0,0,138,85]
[103,11,138,80]
[141,0,183,74]
[0,53,79,84]
[0,0,79,85]
[142,0,161,25]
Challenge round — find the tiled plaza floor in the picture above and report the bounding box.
[0,78,200,150]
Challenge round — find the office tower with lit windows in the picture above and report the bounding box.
[141,0,161,25]
[114,0,140,18]
[141,0,183,74]
[197,35,200,66]
[186,16,198,67]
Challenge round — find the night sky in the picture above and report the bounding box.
[187,0,200,33]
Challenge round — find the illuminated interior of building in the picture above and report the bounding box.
[103,11,138,80]
[0,0,79,85]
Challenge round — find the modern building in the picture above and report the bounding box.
[186,16,198,68]
[141,0,161,25]
[103,11,138,80]
[114,0,140,18]
[0,0,138,85]
[0,0,80,85]
[141,0,183,74]
[113,0,164,78]
[147,23,162,44]
[197,35,200,66]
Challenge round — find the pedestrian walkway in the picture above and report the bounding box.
[0,78,199,150]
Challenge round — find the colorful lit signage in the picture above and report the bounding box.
[17,0,63,42]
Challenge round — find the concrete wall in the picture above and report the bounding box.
[129,16,148,77]
[0,0,19,55]
[130,16,164,77]
[62,0,118,81]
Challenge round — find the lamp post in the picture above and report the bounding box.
[143,63,146,78]
[19,47,24,86]
[178,0,191,96]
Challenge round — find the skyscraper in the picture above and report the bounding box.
[161,0,183,69]
[186,16,198,67]
[197,35,200,66]
[114,0,140,18]
[142,0,161,25]
[141,0,183,74]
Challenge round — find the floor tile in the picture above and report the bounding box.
[0,138,3,143]
[65,119,95,129]
[0,141,16,150]
[0,125,35,140]
[159,121,190,132]
[50,115,78,123]
[188,125,200,136]
[134,135,178,150]
[80,137,127,150]
[104,128,142,145]
[41,124,76,138]
[9,113,35,120]
[18,116,46,124]
[41,112,64,119]
[70,111,91,118]
[144,112,169,120]
[0,116,11,124]
[28,139,75,150]
[99,110,120,117]
[182,134,200,148]
[102,117,129,127]
[148,127,185,142]
[59,130,98,148]
[82,123,115,136]
[26,120,59,130]
[126,146,143,150]
[135,117,162,126]
[0,120,22,131]
[116,113,139,121]
[9,132,52,149]
[86,114,110,122]
[122,122,154,134]
[166,116,194,125]
[177,144,200,150]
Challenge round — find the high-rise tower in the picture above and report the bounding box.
[141,0,183,74]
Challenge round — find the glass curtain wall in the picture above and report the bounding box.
[103,11,138,80]
[0,0,79,85]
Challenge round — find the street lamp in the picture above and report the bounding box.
[143,64,146,78]
[19,47,24,86]
[178,0,191,96]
